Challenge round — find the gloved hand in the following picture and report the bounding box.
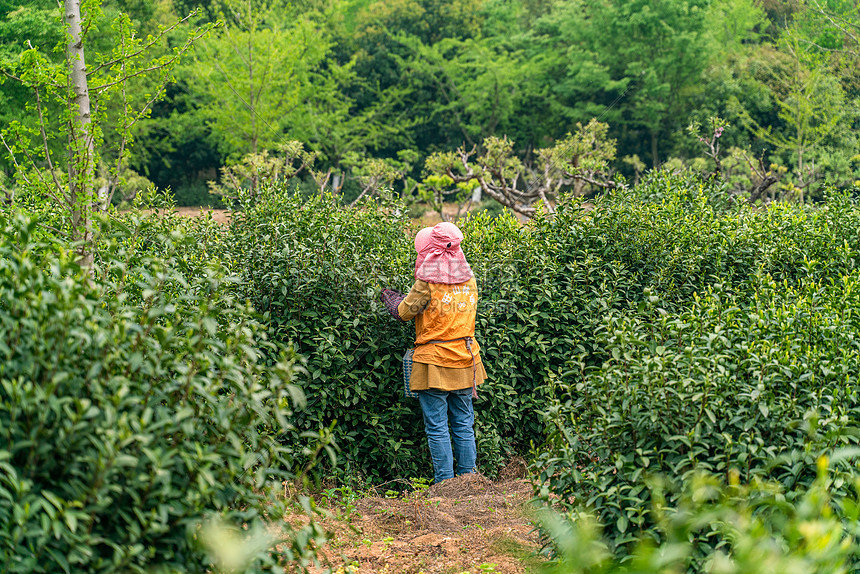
[380,289,406,321]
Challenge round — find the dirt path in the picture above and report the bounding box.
[173,206,231,223]
[294,472,544,574]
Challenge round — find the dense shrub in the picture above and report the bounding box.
[539,457,860,573]
[0,214,321,573]
[224,189,422,480]
[570,171,860,307]
[533,274,860,555]
[531,176,860,560]
[223,176,860,488]
[75,173,860,566]
[222,185,632,481]
[95,192,231,299]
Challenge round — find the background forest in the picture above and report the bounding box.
[1,0,859,211]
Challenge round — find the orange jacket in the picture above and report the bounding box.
[397,278,482,368]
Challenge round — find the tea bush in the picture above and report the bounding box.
[93,191,231,303]
[539,456,860,573]
[564,171,860,308]
[224,188,424,480]
[0,214,322,573]
[224,185,634,480]
[533,273,860,556]
[223,175,860,488]
[84,173,860,566]
[531,176,860,560]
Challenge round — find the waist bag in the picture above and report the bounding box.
[402,348,418,399]
[402,337,478,399]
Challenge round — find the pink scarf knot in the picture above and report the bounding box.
[414,222,473,284]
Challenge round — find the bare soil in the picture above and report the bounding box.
[159,200,591,228]
[290,466,544,574]
[172,206,231,223]
[132,206,231,223]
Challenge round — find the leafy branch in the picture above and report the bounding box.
[0,2,211,268]
[425,119,619,218]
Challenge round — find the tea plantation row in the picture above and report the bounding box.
[0,212,328,572]
[4,170,860,570]
[220,172,860,563]
[221,173,860,468]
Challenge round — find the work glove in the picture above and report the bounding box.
[380,289,406,321]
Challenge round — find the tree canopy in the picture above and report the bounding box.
[1,0,858,208]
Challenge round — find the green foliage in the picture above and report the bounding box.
[534,273,860,554]
[417,173,476,222]
[129,84,223,199]
[540,457,860,573]
[0,0,210,258]
[395,34,527,147]
[342,152,406,205]
[204,182,533,480]
[531,178,860,560]
[470,198,509,220]
[10,155,860,568]
[523,0,715,166]
[171,181,225,207]
[53,0,854,209]
[729,33,859,200]
[221,174,860,489]
[223,183,610,480]
[212,171,860,567]
[0,212,324,572]
[224,186,422,480]
[208,142,318,200]
[0,3,61,175]
[425,119,618,217]
[183,0,334,158]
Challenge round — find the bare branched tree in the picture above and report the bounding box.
[348,157,403,207]
[208,141,318,199]
[425,119,619,218]
[418,174,476,222]
[688,117,729,178]
[746,155,779,204]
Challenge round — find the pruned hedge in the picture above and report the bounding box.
[13,171,852,567]
[534,273,860,558]
[223,174,860,490]
[0,213,320,573]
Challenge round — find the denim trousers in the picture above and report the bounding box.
[417,387,477,483]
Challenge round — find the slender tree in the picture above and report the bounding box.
[65,0,95,265]
[0,1,210,267]
[184,0,331,158]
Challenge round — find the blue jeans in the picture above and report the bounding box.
[417,388,477,483]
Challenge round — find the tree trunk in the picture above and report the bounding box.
[248,21,256,155]
[65,0,95,269]
[571,156,584,196]
[797,145,805,204]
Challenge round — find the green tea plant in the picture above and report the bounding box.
[533,270,860,558]
[221,174,860,487]
[0,213,324,573]
[224,186,424,480]
[93,187,232,302]
[539,456,860,573]
[224,183,634,480]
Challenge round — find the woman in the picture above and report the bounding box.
[381,222,488,484]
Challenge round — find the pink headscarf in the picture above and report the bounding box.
[414,222,474,284]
